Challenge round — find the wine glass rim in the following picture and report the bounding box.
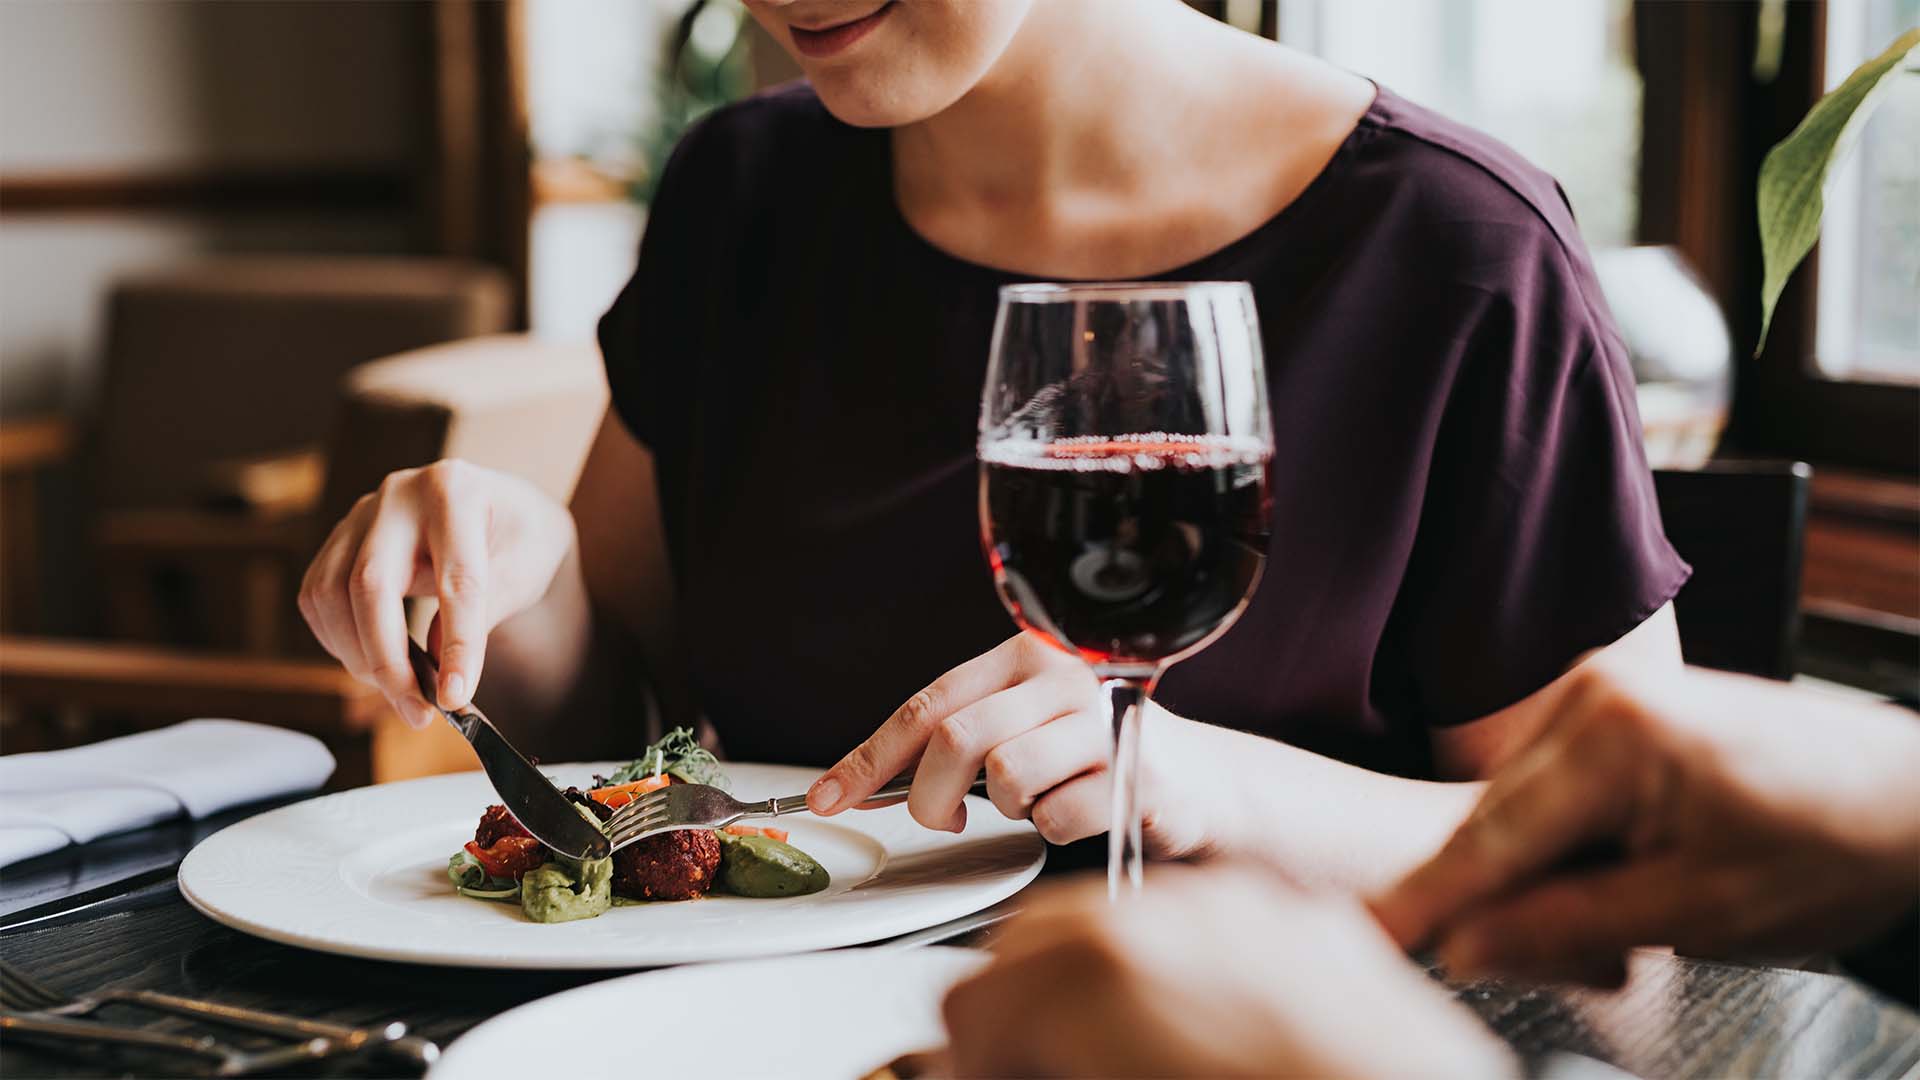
[998,281,1253,303]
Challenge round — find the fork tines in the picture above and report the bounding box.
[605,788,675,848]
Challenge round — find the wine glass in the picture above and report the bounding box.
[978,282,1274,896]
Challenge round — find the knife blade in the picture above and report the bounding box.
[406,639,611,861]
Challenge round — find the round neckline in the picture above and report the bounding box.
[881,81,1391,284]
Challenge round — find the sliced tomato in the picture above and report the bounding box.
[723,825,789,843]
[464,835,547,880]
[590,774,673,808]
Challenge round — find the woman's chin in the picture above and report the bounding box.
[808,70,970,129]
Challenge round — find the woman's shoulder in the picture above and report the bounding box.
[1346,88,1613,331]
[1356,90,1583,247]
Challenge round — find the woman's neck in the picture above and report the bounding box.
[888,1,1373,279]
[893,0,1231,210]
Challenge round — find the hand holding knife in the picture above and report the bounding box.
[405,639,610,861]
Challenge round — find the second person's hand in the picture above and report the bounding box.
[1371,662,1920,985]
[943,866,1517,1079]
[298,459,577,729]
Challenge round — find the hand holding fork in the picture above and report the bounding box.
[604,771,988,853]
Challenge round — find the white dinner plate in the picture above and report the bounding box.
[179,763,1044,968]
[431,947,985,1080]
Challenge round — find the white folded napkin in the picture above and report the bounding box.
[0,719,335,868]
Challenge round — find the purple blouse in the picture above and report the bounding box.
[598,83,1689,779]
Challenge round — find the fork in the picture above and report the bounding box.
[1,1011,336,1076]
[0,959,438,1069]
[606,770,989,852]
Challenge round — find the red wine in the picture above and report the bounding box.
[980,435,1271,667]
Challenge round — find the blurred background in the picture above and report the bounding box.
[0,0,1914,783]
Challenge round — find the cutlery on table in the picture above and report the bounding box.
[0,959,439,1069]
[606,771,990,853]
[0,1011,336,1077]
[406,638,610,861]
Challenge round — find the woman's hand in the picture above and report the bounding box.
[942,867,1517,1079]
[1372,662,1920,985]
[804,633,1219,856]
[298,459,577,729]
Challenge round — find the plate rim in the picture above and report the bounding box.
[178,763,1044,969]
[427,946,989,1079]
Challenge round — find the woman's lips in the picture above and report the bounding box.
[789,2,893,59]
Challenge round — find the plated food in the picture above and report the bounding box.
[447,729,830,923]
[180,760,1042,968]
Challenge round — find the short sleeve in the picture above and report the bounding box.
[1386,254,1692,726]
[596,117,726,456]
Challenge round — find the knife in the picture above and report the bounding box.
[406,639,611,862]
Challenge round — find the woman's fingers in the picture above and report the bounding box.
[421,462,490,709]
[1029,769,1112,845]
[298,459,562,731]
[301,503,373,678]
[809,634,1055,814]
[347,483,435,729]
[905,673,1093,832]
[983,707,1108,822]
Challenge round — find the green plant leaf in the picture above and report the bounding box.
[1755,27,1920,354]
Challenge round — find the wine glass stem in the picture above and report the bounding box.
[1101,676,1148,899]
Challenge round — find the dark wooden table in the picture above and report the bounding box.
[3,810,1917,1079]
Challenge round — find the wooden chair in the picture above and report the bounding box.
[87,257,512,654]
[0,417,73,635]
[1653,461,1812,680]
[0,334,608,786]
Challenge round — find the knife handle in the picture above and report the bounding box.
[0,1012,228,1061]
[116,990,439,1069]
[406,638,443,705]
[406,639,478,737]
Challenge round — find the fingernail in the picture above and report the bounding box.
[442,673,468,708]
[810,778,842,813]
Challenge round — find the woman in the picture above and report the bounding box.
[300,0,1688,889]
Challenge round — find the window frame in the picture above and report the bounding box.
[1637,0,1918,476]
